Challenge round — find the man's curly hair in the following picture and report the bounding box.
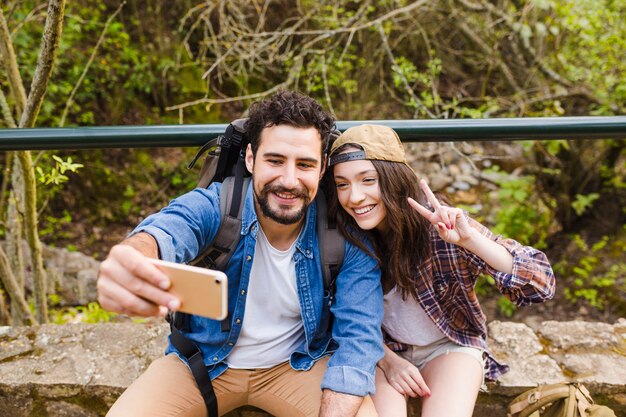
[245,90,336,157]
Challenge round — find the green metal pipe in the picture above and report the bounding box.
[1,116,626,151]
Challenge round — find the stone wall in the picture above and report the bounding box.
[1,320,624,417]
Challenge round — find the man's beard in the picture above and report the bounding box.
[255,183,310,225]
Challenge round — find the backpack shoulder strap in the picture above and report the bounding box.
[190,175,250,270]
[190,117,249,188]
[169,323,218,415]
[316,189,344,296]
[167,120,250,417]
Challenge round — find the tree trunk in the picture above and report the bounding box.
[19,0,67,129]
[0,0,68,324]
[0,8,26,118]
[0,9,29,324]
[0,246,35,325]
[6,185,27,323]
[17,0,67,324]
[0,287,9,325]
[15,152,47,322]
[0,88,16,222]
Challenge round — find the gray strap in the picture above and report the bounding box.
[316,190,344,292]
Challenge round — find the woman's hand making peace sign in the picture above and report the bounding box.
[407,179,473,245]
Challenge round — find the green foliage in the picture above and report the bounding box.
[36,155,83,186]
[34,154,83,239]
[571,193,600,216]
[39,210,72,240]
[484,167,554,248]
[475,274,496,297]
[6,1,203,127]
[50,301,117,324]
[391,55,447,116]
[53,147,199,229]
[558,235,626,311]
[475,274,518,317]
[496,297,517,318]
[303,50,362,96]
[550,0,626,114]
[34,153,82,242]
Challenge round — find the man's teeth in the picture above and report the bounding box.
[276,192,295,199]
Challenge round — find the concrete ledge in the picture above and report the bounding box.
[1,320,624,416]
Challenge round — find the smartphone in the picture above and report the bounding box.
[148,258,228,320]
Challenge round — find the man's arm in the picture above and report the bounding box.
[97,232,180,317]
[319,390,363,417]
[119,231,160,257]
[319,240,384,406]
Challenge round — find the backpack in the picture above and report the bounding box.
[507,382,617,417]
[168,118,345,417]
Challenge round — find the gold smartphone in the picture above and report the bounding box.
[148,258,228,320]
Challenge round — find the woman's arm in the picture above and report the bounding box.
[456,227,513,273]
[377,343,431,398]
[409,179,514,273]
[409,179,554,305]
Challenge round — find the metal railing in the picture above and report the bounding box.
[1,116,626,150]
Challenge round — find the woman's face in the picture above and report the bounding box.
[333,159,388,232]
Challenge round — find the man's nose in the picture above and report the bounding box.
[280,164,299,189]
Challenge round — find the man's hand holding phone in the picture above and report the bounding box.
[148,259,228,320]
[97,244,181,317]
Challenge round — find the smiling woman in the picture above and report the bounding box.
[332,155,387,233]
[327,124,556,417]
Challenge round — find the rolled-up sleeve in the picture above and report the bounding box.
[469,218,556,306]
[129,185,222,263]
[321,241,384,396]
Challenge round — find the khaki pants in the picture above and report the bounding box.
[107,354,375,417]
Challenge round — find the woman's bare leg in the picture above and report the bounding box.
[419,353,482,417]
[371,367,407,417]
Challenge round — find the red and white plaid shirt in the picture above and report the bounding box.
[385,216,555,381]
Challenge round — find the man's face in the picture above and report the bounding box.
[245,124,325,225]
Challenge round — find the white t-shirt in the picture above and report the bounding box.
[226,227,305,369]
[382,286,446,346]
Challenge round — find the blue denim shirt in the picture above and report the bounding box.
[132,181,384,396]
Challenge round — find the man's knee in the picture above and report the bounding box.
[107,355,205,417]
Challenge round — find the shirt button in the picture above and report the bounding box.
[228,342,234,346]
[241,289,246,295]
[213,356,218,362]
[246,255,252,261]
[235,318,241,324]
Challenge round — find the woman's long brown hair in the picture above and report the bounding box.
[327,156,431,301]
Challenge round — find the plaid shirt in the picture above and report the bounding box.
[385,216,555,381]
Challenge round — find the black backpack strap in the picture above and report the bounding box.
[188,137,219,170]
[315,190,344,300]
[167,118,250,417]
[190,175,249,270]
[190,174,250,332]
[169,320,218,417]
[191,118,249,188]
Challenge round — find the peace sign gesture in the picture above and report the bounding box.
[407,179,473,245]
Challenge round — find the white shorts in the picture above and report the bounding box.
[397,338,486,383]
